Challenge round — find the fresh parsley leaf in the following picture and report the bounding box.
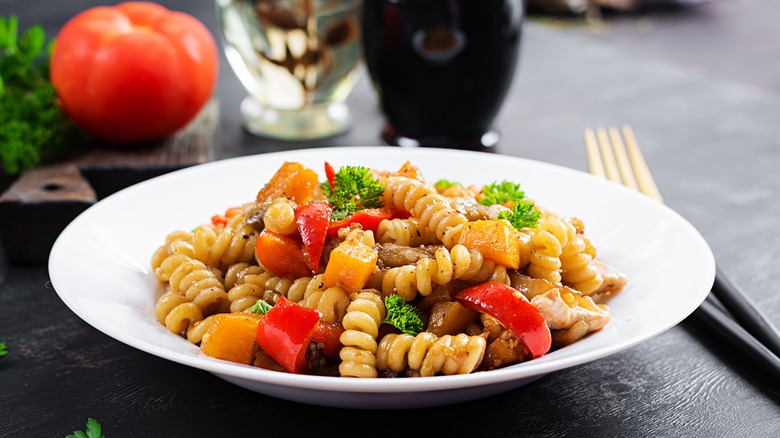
[382,294,423,336]
[250,299,273,315]
[0,16,83,175]
[322,165,384,220]
[434,179,460,190]
[0,341,7,357]
[498,200,541,230]
[67,418,105,438]
[479,180,526,206]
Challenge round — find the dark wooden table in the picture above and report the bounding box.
[2,0,779,436]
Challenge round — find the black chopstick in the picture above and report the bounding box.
[710,266,780,358]
[692,296,780,380]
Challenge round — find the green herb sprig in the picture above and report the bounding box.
[250,299,273,315]
[0,341,7,357]
[322,165,385,220]
[498,200,541,230]
[0,16,82,175]
[479,180,526,206]
[382,294,423,336]
[66,418,105,438]
[434,179,460,191]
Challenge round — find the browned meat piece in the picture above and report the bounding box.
[509,271,564,299]
[479,330,527,371]
[427,301,479,337]
[376,243,436,268]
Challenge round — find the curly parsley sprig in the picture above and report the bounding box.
[498,200,541,230]
[478,179,540,229]
[322,165,385,220]
[382,294,423,336]
[0,16,83,175]
[479,180,526,206]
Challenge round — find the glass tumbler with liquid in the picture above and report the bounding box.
[217,0,361,140]
[362,0,524,151]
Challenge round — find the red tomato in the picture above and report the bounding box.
[454,281,551,359]
[50,2,218,143]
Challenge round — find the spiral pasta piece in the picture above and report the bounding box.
[438,184,480,199]
[338,226,376,247]
[379,244,510,301]
[151,230,196,276]
[560,232,604,295]
[299,286,351,324]
[339,290,387,378]
[375,217,439,246]
[527,216,570,284]
[155,289,204,339]
[168,258,229,315]
[383,176,468,248]
[263,198,297,235]
[376,332,486,377]
[192,224,257,270]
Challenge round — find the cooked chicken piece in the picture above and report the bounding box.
[589,260,628,303]
[530,289,611,331]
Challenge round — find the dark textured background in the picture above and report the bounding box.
[1,0,778,436]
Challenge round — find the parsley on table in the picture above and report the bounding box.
[322,165,385,220]
[0,16,83,175]
[67,418,105,438]
[0,341,7,357]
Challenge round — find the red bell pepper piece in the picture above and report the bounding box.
[311,321,345,360]
[327,208,410,236]
[454,281,551,359]
[210,206,241,227]
[324,161,336,190]
[294,201,332,272]
[255,229,313,279]
[255,296,321,374]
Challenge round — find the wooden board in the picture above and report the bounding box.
[0,99,221,264]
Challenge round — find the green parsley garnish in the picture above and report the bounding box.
[66,418,105,438]
[250,299,273,315]
[434,179,460,190]
[0,16,83,175]
[0,341,7,357]
[382,294,423,336]
[498,200,541,230]
[322,165,385,220]
[479,180,526,206]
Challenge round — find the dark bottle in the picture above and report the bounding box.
[361,0,524,151]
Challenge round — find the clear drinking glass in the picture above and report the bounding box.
[216,0,362,140]
[362,0,524,151]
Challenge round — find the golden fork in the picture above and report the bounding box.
[584,125,780,378]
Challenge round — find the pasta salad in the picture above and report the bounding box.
[150,160,627,378]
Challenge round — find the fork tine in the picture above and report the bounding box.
[584,128,606,179]
[621,125,664,203]
[595,128,621,183]
[608,127,640,191]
